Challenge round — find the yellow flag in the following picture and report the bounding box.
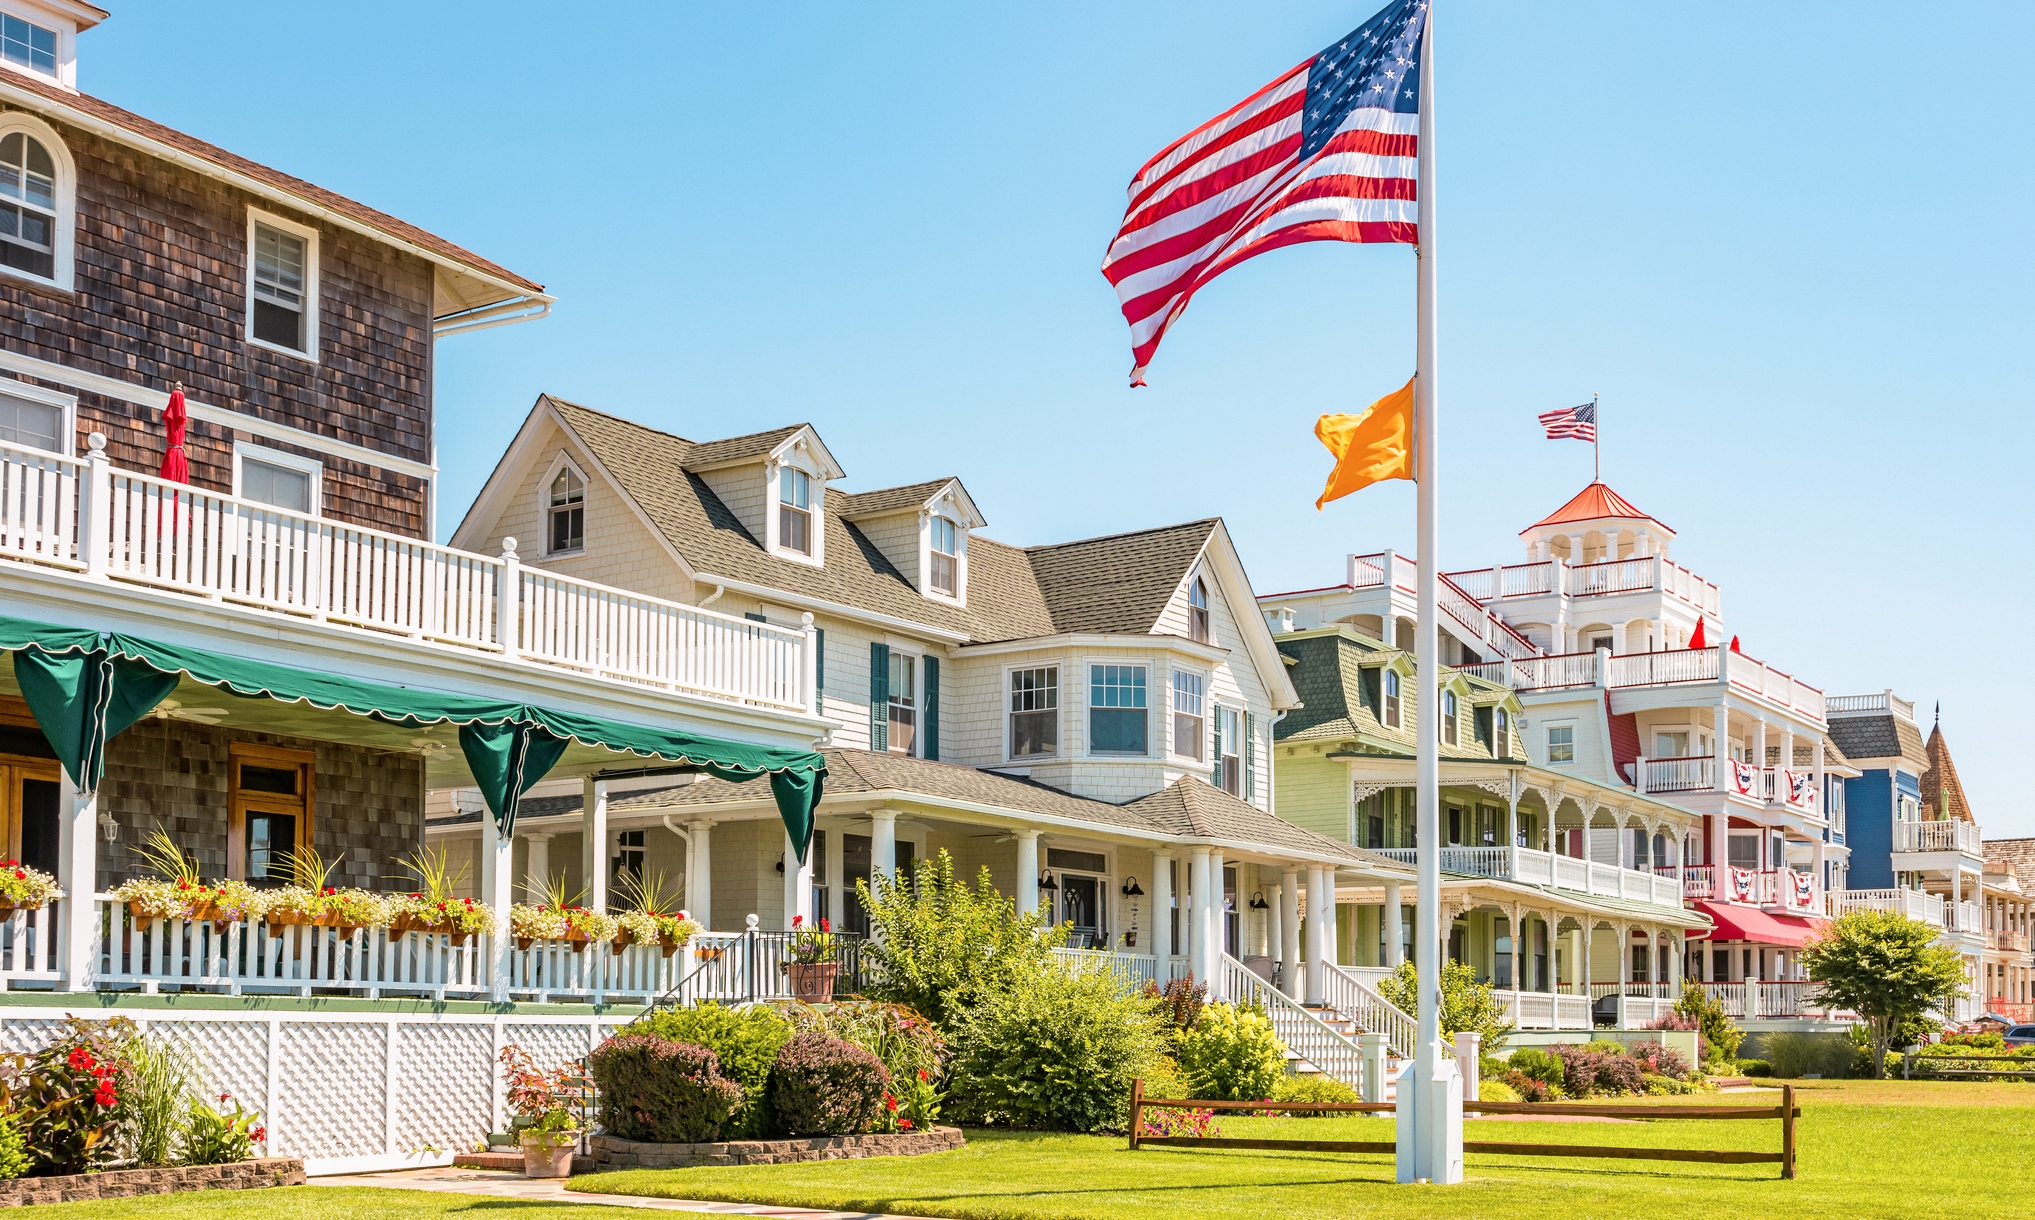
[1314,375,1415,509]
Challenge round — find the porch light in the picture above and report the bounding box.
[1120,876,1144,897]
[1248,891,1269,910]
[1037,869,1059,891]
[98,809,119,843]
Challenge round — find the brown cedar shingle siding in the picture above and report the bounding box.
[1921,724,1974,823]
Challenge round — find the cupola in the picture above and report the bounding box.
[1519,482,1674,565]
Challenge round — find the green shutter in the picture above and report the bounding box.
[1211,704,1224,790]
[813,628,825,700]
[869,642,889,752]
[1244,710,1256,802]
[923,656,940,761]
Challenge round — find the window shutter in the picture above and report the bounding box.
[923,656,940,761]
[1211,704,1224,789]
[744,612,766,622]
[1244,711,1256,802]
[814,628,826,700]
[869,642,889,752]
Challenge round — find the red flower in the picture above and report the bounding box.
[11,870,21,881]
[917,1069,929,1082]
[178,880,191,890]
[218,1093,231,1103]
[792,915,803,928]
[464,898,474,905]
[66,1048,96,1072]
[884,1092,898,1112]
[0,859,13,866]
[92,1082,117,1107]
[900,1119,913,1130]
[819,917,831,933]
[251,1126,266,1143]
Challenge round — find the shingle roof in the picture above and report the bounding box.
[1921,724,1973,823]
[1764,735,1850,769]
[1271,629,1523,761]
[544,397,1211,644]
[840,479,957,518]
[429,748,1391,868]
[1525,482,1671,534]
[1826,713,1928,768]
[683,426,807,467]
[0,71,542,295]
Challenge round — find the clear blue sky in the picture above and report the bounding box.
[90,3,2033,833]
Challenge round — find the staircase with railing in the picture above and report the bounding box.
[1217,954,1369,1089]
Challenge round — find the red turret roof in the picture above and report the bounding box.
[1523,482,1673,535]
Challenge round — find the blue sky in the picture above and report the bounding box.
[91,3,2033,832]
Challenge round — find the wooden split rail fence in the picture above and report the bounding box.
[1127,1080,1799,1179]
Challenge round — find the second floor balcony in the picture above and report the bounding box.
[1462,644,1824,723]
[0,437,817,717]
[1674,865,1823,914]
[1373,844,1682,908]
[1891,819,1985,858]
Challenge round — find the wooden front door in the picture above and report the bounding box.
[0,758,62,875]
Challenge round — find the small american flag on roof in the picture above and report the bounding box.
[1538,401,1597,442]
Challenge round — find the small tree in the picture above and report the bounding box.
[1802,909,1968,1079]
[857,849,1065,1031]
[1672,983,1743,1067]
[1377,959,1512,1055]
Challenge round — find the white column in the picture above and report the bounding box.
[57,773,97,993]
[1265,879,1283,973]
[1712,704,1731,793]
[1209,849,1227,966]
[685,820,714,929]
[1306,865,1330,1005]
[1384,881,1404,967]
[480,809,515,1001]
[784,827,813,930]
[870,807,898,886]
[1151,850,1174,967]
[1810,837,1826,910]
[823,818,845,923]
[1753,721,1769,797]
[1187,848,1211,984]
[580,777,609,912]
[1708,814,1728,879]
[1281,866,1302,999]
[1015,829,1041,919]
[523,833,551,905]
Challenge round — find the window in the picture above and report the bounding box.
[230,744,312,885]
[1654,731,1689,758]
[1188,578,1210,643]
[612,829,645,891]
[0,389,61,452]
[929,516,958,596]
[1493,709,1510,756]
[1440,690,1458,745]
[1547,723,1575,764]
[1172,670,1205,761]
[235,445,320,515]
[1009,666,1057,758]
[0,15,55,77]
[250,220,312,352]
[887,651,917,755]
[0,131,55,279]
[779,467,812,554]
[548,467,585,553]
[1382,670,1402,728]
[1089,664,1147,754]
[1216,705,1241,796]
[1589,633,1613,653]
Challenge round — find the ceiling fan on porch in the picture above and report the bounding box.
[152,699,230,726]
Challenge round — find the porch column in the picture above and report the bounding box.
[1188,847,1211,986]
[1305,865,1329,1005]
[1506,784,1519,849]
[1580,921,1593,995]
[523,833,552,905]
[1752,721,1768,795]
[869,807,898,894]
[1708,813,1728,877]
[1711,703,1730,793]
[1280,867,1302,999]
[1151,849,1174,967]
[1383,881,1404,967]
[1263,878,1281,976]
[1015,829,1041,919]
[1668,929,1682,996]
[1509,904,1523,1014]
[580,777,609,913]
[57,773,97,993]
[1209,849,1227,964]
[784,827,813,931]
[1810,837,1826,909]
[685,820,714,930]
[480,808,515,1001]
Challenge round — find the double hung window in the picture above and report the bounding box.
[779,468,813,554]
[1382,670,1402,728]
[1493,708,1510,756]
[1440,691,1458,745]
[1172,671,1205,762]
[548,468,585,553]
[1088,664,1147,755]
[251,222,310,351]
[1547,723,1575,764]
[0,132,55,279]
[1009,666,1057,757]
[929,516,958,595]
[1188,578,1210,643]
[887,652,917,755]
[1216,705,1241,795]
[0,390,61,452]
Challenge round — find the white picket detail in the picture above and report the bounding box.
[1322,962,1443,1061]
[1218,953,1367,1089]
[0,440,79,566]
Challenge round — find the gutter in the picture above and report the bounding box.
[693,574,971,644]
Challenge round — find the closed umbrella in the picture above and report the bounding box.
[159,384,189,483]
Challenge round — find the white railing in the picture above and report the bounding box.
[1827,691,1916,721]
[1052,946,1162,987]
[1691,981,1831,1019]
[1444,561,1558,601]
[1946,901,1985,936]
[1660,560,1722,614]
[1673,864,1716,899]
[1609,648,1717,688]
[1831,888,1945,927]
[1569,557,1654,598]
[1642,754,1715,792]
[1502,990,1593,1030]
[1482,651,1597,690]
[1893,820,1985,856]
[1323,962,1439,1061]
[15,440,814,714]
[0,899,61,985]
[1374,846,1681,908]
[1219,954,1367,1089]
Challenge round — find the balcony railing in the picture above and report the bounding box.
[1892,820,1985,857]
[1463,644,1824,723]
[1642,755,1715,793]
[1344,552,1539,661]
[1992,928,2031,953]
[1827,691,1917,721]
[1372,845,1682,907]
[1830,888,1945,926]
[1674,866,1821,913]
[1443,554,1720,615]
[1945,901,1985,936]
[0,438,815,714]
[1691,980,1834,1019]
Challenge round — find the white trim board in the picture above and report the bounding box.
[0,344,436,479]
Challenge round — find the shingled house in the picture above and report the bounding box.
[435,395,1409,995]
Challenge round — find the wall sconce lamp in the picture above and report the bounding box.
[1248,890,1269,910]
[1120,876,1144,897]
[1037,869,1059,892]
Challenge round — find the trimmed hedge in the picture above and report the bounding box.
[769,1033,890,1137]
[587,1035,745,1144]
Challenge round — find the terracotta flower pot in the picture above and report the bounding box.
[0,899,43,915]
[520,1131,575,1178]
[788,961,839,1002]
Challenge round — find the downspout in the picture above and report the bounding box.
[699,583,726,610]
[1268,708,1290,819]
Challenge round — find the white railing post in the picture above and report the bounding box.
[1453,1031,1481,1100]
[78,432,110,579]
[799,612,818,715]
[497,537,522,660]
[1594,646,1611,689]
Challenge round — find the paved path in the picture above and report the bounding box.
[316,1167,936,1220]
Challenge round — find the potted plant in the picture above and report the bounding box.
[498,1043,582,1178]
[388,847,494,944]
[0,857,61,915]
[610,868,699,956]
[511,878,615,952]
[785,914,840,1001]
[111,828,205,931]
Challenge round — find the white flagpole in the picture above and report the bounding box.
[1402,0,1464,1186]
[1593,392,1601,483]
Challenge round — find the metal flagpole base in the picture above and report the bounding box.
[1393,1052,1464,1184]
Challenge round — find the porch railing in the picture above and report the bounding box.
[1691,980,1834,1020]
[7,437,814,715]
[1830,888,1944,927]
[1642,754,1715,792]
[1892,820,1985,856]
[1372,845,1682,908]
[1945,901,1985,936]
[1219,954,1370,1089]
[1323,962,1428,1060]
[646,927,868,1010]
[0,901,61,986]
[1051,947,1166,988]
[1501,990,1594,1030]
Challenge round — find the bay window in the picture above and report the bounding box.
[1172,670,1204,761]
[1088,664,1147,755]
[1009,666,1057,758]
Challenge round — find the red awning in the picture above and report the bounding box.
[1691,901,1829,947]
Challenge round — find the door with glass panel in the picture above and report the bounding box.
[0,757,59,877]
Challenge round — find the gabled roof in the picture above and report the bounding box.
[1027,521,1220,636]
[840,477,987,530]
[682,425,810,469]
[1123,777,1408,868]
[1524,482,1673,535]
[1826,712,1929,770]
[1272,627,1524,761]
[1921,723,1973,823]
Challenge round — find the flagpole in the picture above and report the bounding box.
[1592,392,1601,483]
[1402,0,1464,1188]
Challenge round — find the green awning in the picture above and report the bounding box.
[0,614,824,853]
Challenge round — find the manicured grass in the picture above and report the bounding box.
[15,1191,633,1219]
[572,1080,2035,1220]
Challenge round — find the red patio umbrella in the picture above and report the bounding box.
[1687,617,1708,650]
[159,384,189,483]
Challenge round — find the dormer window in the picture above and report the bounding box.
[0,16,55,78]
[1188,578,1210,643]
[548,467,584,553]
[1383,670,1402,728]
[0,132,56,279]
[779,467,813,555]
[1440,690,1459,745]
[1494,709,1510,755]
[929,516,958,596]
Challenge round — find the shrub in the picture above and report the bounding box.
[1674,986,1743,1066]
[1270,1073,1358,1115]
[1738,1058,1773,1077]
[1551,1045,1643,1097]
[1941,1030,2006,1051]
[1143,1056,1190,1102]
[0,1114,24,1180]
[180,1094,264,1166]
[0,1016,139,1176]
[1643,1074,1699,1096]
[1506,1047,1564,1090]
[1177,1003,1286,1102]
[857,850,1064,1031]
[1764,1031,1857,1080]
[1140,975,1208,1047]
[947,961,1168,1133]
[770,1033,889,1137]
[1644,1010,1708,1065]
[1628,1040,1692,1081]
[1501,1070,1555,1103]
[775,1000,948,1089]
[626,1003,794,1137]
[1477,1078,1521,1103]
[588,1035,745,1144]
[1377,960,1511,1054]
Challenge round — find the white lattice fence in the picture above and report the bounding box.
[0,1008,627,1175]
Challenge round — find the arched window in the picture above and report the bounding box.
[548,466,584,553]
[0,130,58,280]
[1188,577,1209,643]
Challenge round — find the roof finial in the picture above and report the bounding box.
[1933,700,1940,727]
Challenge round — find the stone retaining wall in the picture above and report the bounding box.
[590,1126,964,1170]
[0,1158,305,1206]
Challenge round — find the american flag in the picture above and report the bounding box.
[1102,0,1428,385]
[1538,402,1597,442]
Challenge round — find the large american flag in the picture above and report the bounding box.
[1102,1,1428,385]
[1538,401,1597,441]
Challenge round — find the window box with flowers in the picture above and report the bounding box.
[785,915,840,1001]
[0,857,60,913]
[386,848,494,944]
[510,901,617,952]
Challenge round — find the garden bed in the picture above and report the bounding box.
[589,1127,963,1170]
[0,1158,304,1206]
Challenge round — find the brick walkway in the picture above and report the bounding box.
[316,1167,936,1219]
